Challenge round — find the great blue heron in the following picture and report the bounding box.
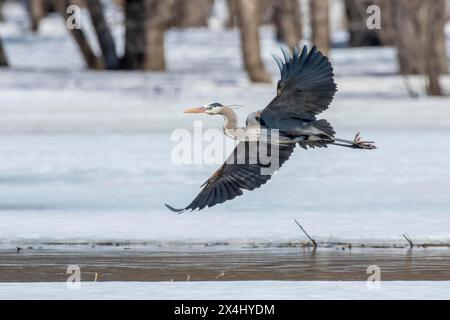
[166,45,375,213]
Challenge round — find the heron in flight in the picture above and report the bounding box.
[166,45,375,213]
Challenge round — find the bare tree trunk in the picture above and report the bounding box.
[426,55,443,96]
[45,0,58,13]
[0,34,8,67]
[292,0,302,41]
[344,0,394,47]
[391,1,421,75]
[273,0,302,50]
[123,0,146,69]
[55,0,103,69]
[171,0,213,28]
[226,0,237,28]
[310,0,330,55]
[424,0,446,95]
[392,0,448,76]
[429,1,448,76]
[236,0,271,83]
[0,0,5,22]
[375,0,395,46]
[143,0,173,71]
[30,0,46,32]
[85,0,119,69]
[258,0,276,25]
[344,0,381,46]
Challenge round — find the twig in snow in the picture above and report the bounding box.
[294,219,317,248]
[403,233,414,248]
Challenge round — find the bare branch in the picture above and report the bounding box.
[402,233,414,248]
[294,219,317,248]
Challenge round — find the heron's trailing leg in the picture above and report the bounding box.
[331,132,376,149]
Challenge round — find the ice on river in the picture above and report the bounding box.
[0,1,450,246]
[1,281,450,300]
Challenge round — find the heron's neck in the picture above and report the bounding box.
[220,106,238,130]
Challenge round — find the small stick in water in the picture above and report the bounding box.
[403,233,414,248]
[294,219,317,248]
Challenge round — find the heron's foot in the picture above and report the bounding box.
[352,132,376,149]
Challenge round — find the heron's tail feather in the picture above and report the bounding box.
[312,119,335,137]
[298,119,335,149]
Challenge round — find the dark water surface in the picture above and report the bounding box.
[1,246,450,282]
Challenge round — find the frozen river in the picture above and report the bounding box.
[2,280,450,300]
[0,127,449,245]
[1,1,450,246]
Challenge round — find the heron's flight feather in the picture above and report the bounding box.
[271,54,283,73]
[165,142,295,213]
[261,45,337,129]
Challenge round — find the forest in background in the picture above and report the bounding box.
[0,0,449,96]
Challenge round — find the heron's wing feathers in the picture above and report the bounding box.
[165,142,295,213]
[260,45,337,129]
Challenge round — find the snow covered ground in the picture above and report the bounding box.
[0,2,450,247]
[1,281,450,300]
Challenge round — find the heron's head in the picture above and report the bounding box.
[183,102,224,116]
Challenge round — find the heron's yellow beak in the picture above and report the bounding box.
[183,106,206,113]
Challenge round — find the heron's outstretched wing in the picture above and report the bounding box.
[260,45,337,130]
[165,142,295,213]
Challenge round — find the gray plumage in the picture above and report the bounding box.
[165,45,374,213]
